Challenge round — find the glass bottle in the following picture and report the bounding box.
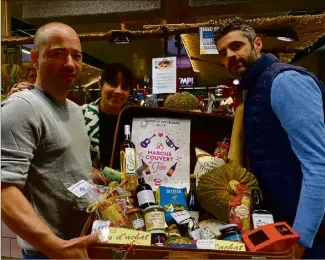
[136,176,156,210]
[187,174,200,224]
[120,125,138,193]
[251,188,274,229]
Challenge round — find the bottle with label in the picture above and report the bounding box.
[187,174,200,224]
[136,175,156,210]
[251,188,274,229]
[120,125,138,193]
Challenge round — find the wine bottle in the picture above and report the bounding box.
[187,174,200,224]
[251,188,274,229]
[136,175,156,210]
[120,125,138,192]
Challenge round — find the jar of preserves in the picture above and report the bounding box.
[126,208,145,231]
[143,205,166,232]
[150,230,167,246]
[219,224,242,242]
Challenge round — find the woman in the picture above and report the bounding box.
[7,67,37,96]
[82,63,133,170]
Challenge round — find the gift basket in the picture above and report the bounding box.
[81,106,297,259]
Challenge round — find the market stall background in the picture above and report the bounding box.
[1,0,325,258]
[2,0,325,91]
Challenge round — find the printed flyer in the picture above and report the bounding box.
[152,57,177,94]
[199,27,218,55]
[131,117,191,191]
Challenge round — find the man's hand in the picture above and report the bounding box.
[292,243,305,259]
[46,232,99,259]
[8,82,33,96]
[92,167,109,185]
[1,185,98,259]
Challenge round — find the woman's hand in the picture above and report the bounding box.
[8,82,33,96]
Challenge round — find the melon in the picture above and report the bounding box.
[196,163,259,223]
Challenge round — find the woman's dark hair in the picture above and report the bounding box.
[214,17,257,46]
[100,63,134,92]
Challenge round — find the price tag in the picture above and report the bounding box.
[252,213,274,229]
[196,239,216,250]
[67,180,94,198]
[171,210,192,224]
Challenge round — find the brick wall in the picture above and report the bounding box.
[1,222,22,259]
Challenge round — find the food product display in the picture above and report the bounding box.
[86,120,299,257]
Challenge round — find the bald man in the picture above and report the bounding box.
[1,22,99,259]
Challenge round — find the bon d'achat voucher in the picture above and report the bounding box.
[131,118,191,191]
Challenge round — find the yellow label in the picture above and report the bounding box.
[215,240,246,252]
[107,228,151,246]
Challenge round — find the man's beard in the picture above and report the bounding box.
[228,48,258,78]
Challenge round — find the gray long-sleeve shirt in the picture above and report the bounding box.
[1,87,92,250]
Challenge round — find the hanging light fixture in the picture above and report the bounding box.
[111,23,131,44]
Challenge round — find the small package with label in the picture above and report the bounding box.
[229,182,251,233]
[194,148,225,187]
[91,220,110,242]
[157,186,188,225]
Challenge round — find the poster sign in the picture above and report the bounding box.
[199,27,218,55]
[152,57,177,94]
[131,117,191,191]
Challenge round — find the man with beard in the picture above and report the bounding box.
[214,18,325,259]
[1,22,99,259]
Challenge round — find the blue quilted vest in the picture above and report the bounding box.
[238,54,325,225]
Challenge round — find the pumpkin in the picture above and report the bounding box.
[196,163,259,223]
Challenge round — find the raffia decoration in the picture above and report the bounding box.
[2,14,324,63]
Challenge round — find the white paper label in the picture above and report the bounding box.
[67,180,93,198]
[171,210,192,224]
[125,148,136,174]
[137,190,155,206]
[132,218,145,230]
[252,213,274,229]
[188,211,200,224]
[196,239,216,250]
